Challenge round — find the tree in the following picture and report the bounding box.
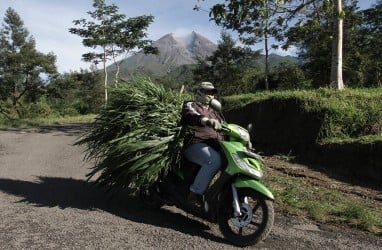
[0,7,57,116]
[285,1,362,88]
[193,31,260,95]
[200,0,347,89]
[204,0,286,90]
[69,0,157,104]
[288,0,346,89]
[47,69,103,115]
[340,2,364,87]
[359,1,382,86]
[330,0,344,89]
[270,61,311,90]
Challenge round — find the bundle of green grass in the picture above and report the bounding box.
[76,78,191,192]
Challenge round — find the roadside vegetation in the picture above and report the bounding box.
[263,164,382,235]
[1,0,381,238]
[222,88,382,235]
[223,87,382,142]
[0,114,96,129]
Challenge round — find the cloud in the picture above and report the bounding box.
[1,0,223,73]
[1,0,302,73]
[274,46,298,57]
[0,0,376,72]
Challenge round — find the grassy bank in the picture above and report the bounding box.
[223,87,382,183]
[224,88,382,141]
[264,163,382,235]
[223,88,382,234]
[0,114,96,129]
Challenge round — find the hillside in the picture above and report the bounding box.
[108,31,298,80]
[109,31,217,77]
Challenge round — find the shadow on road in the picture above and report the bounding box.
[0,176,227,245]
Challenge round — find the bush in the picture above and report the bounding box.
[270,62,312,90]
[20,98,58,119]
[313,88,382,139]
[60,107,80,117]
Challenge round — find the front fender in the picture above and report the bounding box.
[233,176,274,200]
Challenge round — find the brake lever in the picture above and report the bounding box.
[217,127,230,133]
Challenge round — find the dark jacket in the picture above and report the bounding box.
[181,101,224,148]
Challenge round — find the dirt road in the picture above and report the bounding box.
[0,124,381,249]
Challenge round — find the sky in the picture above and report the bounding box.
[0,0,377,73]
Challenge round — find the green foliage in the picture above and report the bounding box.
[322,134,382,145]
[154,64,196,91]
[269,61,312,90]
[335,203,382,231]
[192,31,261,95]
[313,88,382,139]
[69,0,157,90]
[207,0,290,90]
[224,88,382,141]
[69,0,155,65]
[20,98,58,119]
[223,91,272,110]
[0,98,58,121]
[284,1,376,88]
[76,77,191,192]
[209,0,286,45]
[0,114,96,129]
[265,172,382,233]
[285,3,333,87]
[359,2,382,86]
[0,7,57,116]
[46,69,104,115]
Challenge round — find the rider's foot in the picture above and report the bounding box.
[187,192,203,209]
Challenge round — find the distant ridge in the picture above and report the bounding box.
[109,31,217,76]
[107,31,298,79]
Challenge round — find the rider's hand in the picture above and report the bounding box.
[201,117,221,130]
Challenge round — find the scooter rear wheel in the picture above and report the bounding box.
[218,188,274,247]
[139,186,163,209]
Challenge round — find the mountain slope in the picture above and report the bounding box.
[113,31,217,77]
[108,31,299,81]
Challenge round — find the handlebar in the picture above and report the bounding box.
[217,127,231,133]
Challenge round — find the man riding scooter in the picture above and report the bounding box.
[140,83,275,247]
[181,81,224,208]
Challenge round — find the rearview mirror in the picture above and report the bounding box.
[210,99,222,112]
[247,123,254,133]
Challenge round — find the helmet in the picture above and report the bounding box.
[196,81,217,105]
[198,81,217,95]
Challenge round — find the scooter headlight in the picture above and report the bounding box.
[232,154,263,178]
[244,149,264,163]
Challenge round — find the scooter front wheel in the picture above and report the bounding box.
[218,188,274,247]
[139,186,163,209]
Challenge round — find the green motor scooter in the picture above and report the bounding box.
[139,99,274,247]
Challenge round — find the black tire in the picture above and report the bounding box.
[218,188,274,247]
[139,187,163,209]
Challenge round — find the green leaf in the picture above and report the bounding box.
[76,77,191,192]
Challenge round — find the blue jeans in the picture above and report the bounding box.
[183,142,222,195]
